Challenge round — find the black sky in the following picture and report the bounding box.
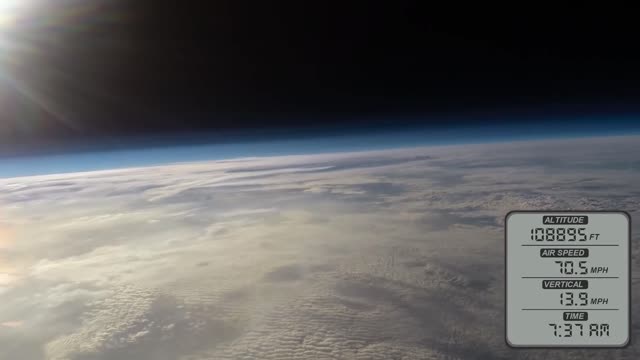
[1,2,639,154]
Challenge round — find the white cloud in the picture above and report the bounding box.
[0,135,639,359]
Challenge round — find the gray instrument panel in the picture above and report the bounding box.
[505,211,630,348]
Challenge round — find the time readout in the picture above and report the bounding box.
[548,323,610,338]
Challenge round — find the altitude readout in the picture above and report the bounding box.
[506,211,630,348]
[530,227,593,242]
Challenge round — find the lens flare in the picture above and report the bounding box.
[0,0,74,131]
[0,1,20,29]
[0,0,133,138]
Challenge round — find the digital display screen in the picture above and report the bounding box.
[505,211,630,347]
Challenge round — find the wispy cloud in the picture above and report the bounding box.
[0,135,638,359]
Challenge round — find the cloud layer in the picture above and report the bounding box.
[0,136,639,359]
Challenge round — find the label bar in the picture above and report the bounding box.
[540,248,589,257]
[541,279,589,289]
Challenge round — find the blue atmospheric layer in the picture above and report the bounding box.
[0,118,639,178]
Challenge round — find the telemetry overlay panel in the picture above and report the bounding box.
[506,211,630,348]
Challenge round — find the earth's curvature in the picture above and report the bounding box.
[0,136,639,360]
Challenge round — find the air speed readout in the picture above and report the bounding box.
[506,211,630,348]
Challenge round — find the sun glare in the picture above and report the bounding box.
[0,0,20,30]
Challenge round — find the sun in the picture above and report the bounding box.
[0,0,34,48]
[0,0,63,134]
[0,0,29,81]
[0,0,21,30]
[0,0,123,134]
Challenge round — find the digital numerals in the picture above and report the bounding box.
[508,212,629,347]
[531,227,587,242]
[554,260,588,275]
[548,323,610,338]
[559,292,588,306]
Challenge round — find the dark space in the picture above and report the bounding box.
[1,2,639,154]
